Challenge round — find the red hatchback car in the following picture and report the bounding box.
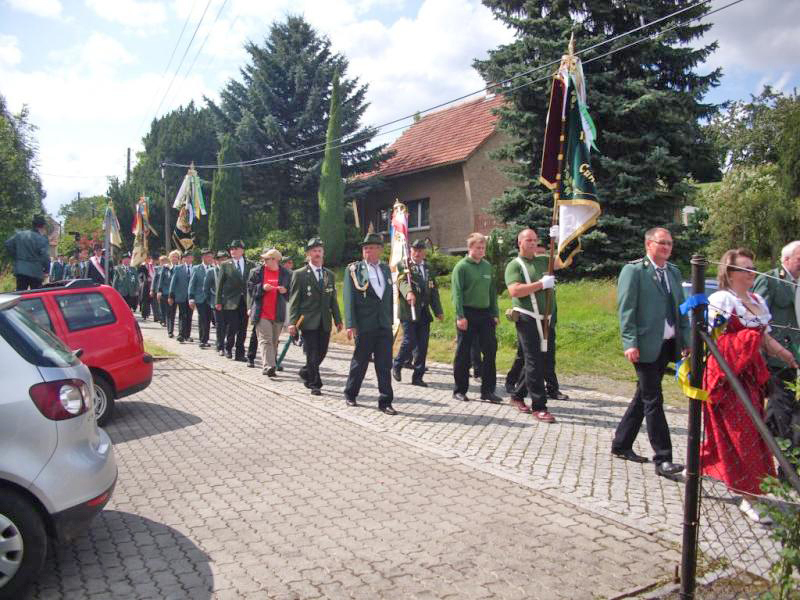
[13,279,153,425]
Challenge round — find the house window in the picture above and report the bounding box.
[378,198,430,232]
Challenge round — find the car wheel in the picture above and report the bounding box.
[0,489,48,599]
[92,375,115,427]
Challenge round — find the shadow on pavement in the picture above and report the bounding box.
[403,411,531,428]
[105,401,203,444]
[29,511,213,599]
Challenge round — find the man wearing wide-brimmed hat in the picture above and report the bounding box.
[342,233,396,414]
[215,239,255,360]
[288,237,342,395]
[205,250,229,354]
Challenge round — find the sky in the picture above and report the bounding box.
[1,0,798,219]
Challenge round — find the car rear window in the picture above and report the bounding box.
[56,292,116,331]
[16,297,54,332]
[0,306,79,368]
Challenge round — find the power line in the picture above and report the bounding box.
[152,0,215,121]
[161,0,230,113]
[136,0,198,135]
[164,0,744,171]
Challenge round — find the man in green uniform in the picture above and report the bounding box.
[612,227,688,477]
[392,239,443,387]
[754,240,800,476]
[4,214,50,290]
[189,248,214,348]
[451,232,501,403]
[288,237,343,395]
[343,233,396,414]
[505,227,566,423]
[112,253,139,310]
[215,240,255,361]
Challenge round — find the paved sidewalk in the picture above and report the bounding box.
[23,317,691,599]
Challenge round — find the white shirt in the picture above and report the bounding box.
[708,290,771,331]
[367,262,385,298]
[649,255,675,341]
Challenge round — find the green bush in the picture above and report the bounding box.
[247,230,306,264]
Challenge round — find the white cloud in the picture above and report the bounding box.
[0,34,22,66]
[6,0,62,18]
[85,0,167,27]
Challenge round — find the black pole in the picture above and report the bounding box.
[162,163,170,254]
[680,254,707,599]
[700,330,800,495]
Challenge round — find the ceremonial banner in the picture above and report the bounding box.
[103,203,122,248]
[540,53,601,265]
[172,205,194,251]
[389,201,413,329]
[171,164,206,252]
[131,196,157,267]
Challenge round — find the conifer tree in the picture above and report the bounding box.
[474,1,720,275]
[318,73,345,264]
[209,134,242,250]
[209,16,385,232]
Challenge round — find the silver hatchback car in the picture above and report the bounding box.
[0,294,117,598]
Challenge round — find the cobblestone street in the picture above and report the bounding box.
[28,319,692,599]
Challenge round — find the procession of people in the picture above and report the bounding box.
[9,214,798,525]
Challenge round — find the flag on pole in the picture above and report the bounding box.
[131,196,157,266]
[389,201,409,269]
[103,202,122,248]
[540,52,601,266]
[172,164,207,224]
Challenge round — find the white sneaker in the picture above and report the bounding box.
[740,498,773,525]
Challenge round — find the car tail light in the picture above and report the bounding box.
[29,379,90,420]
[134,321,143,349]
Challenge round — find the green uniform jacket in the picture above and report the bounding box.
[169,264,192,303]
[396,262,442,323]
[4,229,50,279]
[288,264,342,332]
[112,265,138,297]
[203,265,218,303]
[753,266,800,366]
[49,260,65,281]
[215,259,255,310]
[158,265,174,295]
[343,261,393,332]
[188,264,210,304]
[617,258,689,363]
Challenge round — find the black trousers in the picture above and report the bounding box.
[300,328,331,390]
[160,296,169,326]
[177,301,193,340]
[393,319,431,382]
[126,295,138,311]
[149,294,160,321]
[247,320,259,361]
[166,301,177,335]
[214,308,226,350]
[506,343,524,389]
[139,289,152,319]
[453,307,497,395]
[16,274,42,291]
[471,336,483,374]
[344,328,393,406]
[196,302,211,344]
[224,297,248,358]
[513,315,558,411]
[766,365,800,480]
[612,339,675,464]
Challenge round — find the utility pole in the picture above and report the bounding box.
[162,163,170,254]
[126,148,131,184]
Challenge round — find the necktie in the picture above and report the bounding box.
[317,268,323,289]
[657,268,675,325]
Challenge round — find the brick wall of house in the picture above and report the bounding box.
[461,131,513,236]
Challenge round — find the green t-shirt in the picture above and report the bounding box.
[451,257,498,318]
[504,255,556,323]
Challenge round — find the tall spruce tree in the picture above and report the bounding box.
[209,134,243,250]
[208,16,385,232]
[474,1,720,275]
[318,72,345,264]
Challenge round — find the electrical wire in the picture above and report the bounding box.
[164,0,743,171]
[152,0,215,121]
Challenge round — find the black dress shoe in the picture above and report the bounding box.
[480,392,503,404]
[392,366,401,382]
[235,356,247,363]
[276,365,284,372]
[411,380,428,387]
[310,388,321,396]
[453,392,469,402]
[168,333,174,338]
[218,349,225,356]
[188,337,194,342]
[505,382,516,394]
[380,405,398,415]
[612,449,649,463]
[177,337,184,343]
[345,396,357,407]
[655,461,684,477]
[548,391,570,401]
[266,367,276,377]
[247,359,255,368]
[225,351,233,359]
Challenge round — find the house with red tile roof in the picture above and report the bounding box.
[356,94,513,253]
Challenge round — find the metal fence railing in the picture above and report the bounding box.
[679,255,800,599]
